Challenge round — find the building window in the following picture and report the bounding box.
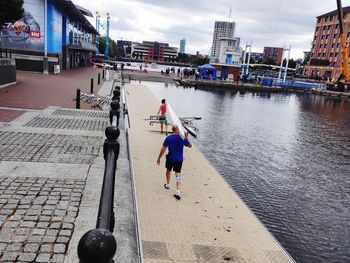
[318,18,321,23]
[316,26,319,31]
[344,13,347,19]
[330,53,333,57]
[320,44,323,48]
[324,44,327,48]
[328,25,331,30]
[336,24,339,29]
[325,16,328,22]
[330,15,333,21]
[332,43,335,47]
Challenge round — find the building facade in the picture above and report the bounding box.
[303,7,350,79]
[211,21,235,58]
[263,47,283,65]
[245,52,264,63]
[0,0,98,73]
[179,38,186,53]
[217,38,242,65]
[131,41,178,62]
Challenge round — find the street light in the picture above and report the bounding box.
[96,11,101,53]
[105,13,110,57]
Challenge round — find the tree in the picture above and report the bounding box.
[282,58,297,69]
[0,0,24,25]
[98,36,119,58]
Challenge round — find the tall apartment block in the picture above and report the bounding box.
[304,6,350,79]
[211,21,235,58]
[263,47,284,65]
[179,38,186,53]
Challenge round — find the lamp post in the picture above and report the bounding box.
[96,11,100,54]
[43,0,48,74]
[105,13,110,57]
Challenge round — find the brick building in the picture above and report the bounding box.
[263,47,284,65]
[303,6,350,79]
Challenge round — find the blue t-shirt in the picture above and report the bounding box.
[163,134,190,162]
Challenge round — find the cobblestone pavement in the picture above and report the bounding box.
[0,176,84,263]
[24,117,108,131]
[52,109,109,118]
[0,131,101,164]
[0,106,108,263]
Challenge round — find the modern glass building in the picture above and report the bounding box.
[0,0,98,73]
[179,38,186,53]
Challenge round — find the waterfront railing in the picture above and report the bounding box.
[77,85,121,263]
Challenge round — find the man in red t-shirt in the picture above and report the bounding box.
[157,99,167,133]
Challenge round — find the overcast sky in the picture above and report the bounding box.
[74,0,350,59]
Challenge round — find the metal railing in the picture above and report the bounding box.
[77,85,121,263]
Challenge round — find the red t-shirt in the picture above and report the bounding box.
[160,103,166,115]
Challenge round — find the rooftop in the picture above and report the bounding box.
[317,6,350,19]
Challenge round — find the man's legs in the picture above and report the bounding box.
[160,122,164,133]
[175,172,182,193]
[164,169,171,189]
[173,171,182,200]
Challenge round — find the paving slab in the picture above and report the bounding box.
[125,83,295,263]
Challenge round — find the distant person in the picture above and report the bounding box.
[157,99,167,133]
[157,125,192,200]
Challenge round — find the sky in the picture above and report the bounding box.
[74,0,350,59]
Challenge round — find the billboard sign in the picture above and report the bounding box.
[1,0,44,51]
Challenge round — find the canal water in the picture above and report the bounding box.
[136,80,350,263]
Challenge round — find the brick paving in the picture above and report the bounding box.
[0,131,102,164]
[0,176,84,263]
[0,109,26,122]
[0,67,104,111]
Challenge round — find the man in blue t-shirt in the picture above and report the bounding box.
[157,125,192,200]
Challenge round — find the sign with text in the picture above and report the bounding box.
[30,30,41,39]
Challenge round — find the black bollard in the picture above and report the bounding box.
[110,101,120,126]
[78,229,117,263]
[102,70,105,79]
[90,78,94,94]
[112,89,120,100]
[98,73,101,85]
[76,89,81,109]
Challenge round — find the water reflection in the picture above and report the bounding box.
[134,81,350,263]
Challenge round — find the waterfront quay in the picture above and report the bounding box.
[0,68,294,262]
[125,82,294,262]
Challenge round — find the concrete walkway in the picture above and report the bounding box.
[126,83,295,263]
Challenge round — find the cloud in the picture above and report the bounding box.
[73,0,350,59]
